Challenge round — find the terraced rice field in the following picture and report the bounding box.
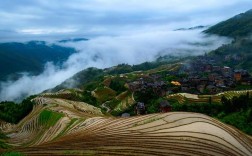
[167,90,252,104]
[40,89,83,99]
[113,91,135,112]
[92,87,117,102]
[0,96,251,155]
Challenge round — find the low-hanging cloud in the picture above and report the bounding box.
[1,0,252,42]
[0,29,231,102]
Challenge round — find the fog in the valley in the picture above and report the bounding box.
[0,29,231,101]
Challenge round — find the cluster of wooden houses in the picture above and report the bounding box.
[126,62,252,96]
[126,76,167,96]
[121,55,251,116]
[178,60,252,94]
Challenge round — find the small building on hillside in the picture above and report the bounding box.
[206,85,217,94]
[121,113,130,118]
[159,100,172,113]
[234,71,242,81]
[135,102,146,115]
[213,66,221,72]
[204,64,213,72]
[197,84,206,93]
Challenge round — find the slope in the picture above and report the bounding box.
[6,112,252,156]
[0,95,251,155]
[203,9,252,72]
[204,9,252,38]
[0,41,76,81]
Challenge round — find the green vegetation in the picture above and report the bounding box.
[220,94,252,134]
[209,38,252,72]
[111,102,136,116]
[0,96,36,124]
[204,9,252,72]
[204,9,252,38]
[109,77,127,94]
[120,88,164,115]
[108,64,133,75]
[63,150,96,155]
[0,41,76,81]
[81,91,99,107]
[106,61,170,75]
[220,110,252,134]
[38,110,63,128]
[52,67,104,92]
[93,87,116,103]
[0,96,34,149]
[0,131,10,149]
[235,85,252,90]
[55,118,79,139]
[133,117,162,127]
[171,102,223,116]
[0,152,25,156]
[106,99,120,110]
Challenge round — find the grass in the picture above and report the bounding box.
[63,150,96,155]
[133,117,162,127]
[0,132,10,149]
[235,85,252,90]
[0,140,10,149]
[219,109,252,135]
[94,87,116,103]
[55,118,79,139]
[0,152,25,156]
[38,109,64,128]
[106,99,120,110]
[21,110,64,145]
[116,91,130,101]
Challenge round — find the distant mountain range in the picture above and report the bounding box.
[174,25,207,31]
[0,41,76,81]
[58,38,88,43]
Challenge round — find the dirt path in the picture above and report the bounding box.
[101,101,111,113]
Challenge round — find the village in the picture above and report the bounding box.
[122,55,252,115]
[127,55,252,96]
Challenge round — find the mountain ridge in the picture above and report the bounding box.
[204,9,252,38]
[0,41,76,81]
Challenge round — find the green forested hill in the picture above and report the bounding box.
[209,38,252,72]
[204,9,252,38]
[0,41,76,81]
[205,9,252,72]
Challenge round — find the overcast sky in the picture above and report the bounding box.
[0,0,252,41]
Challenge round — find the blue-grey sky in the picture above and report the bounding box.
[0,0,252,40]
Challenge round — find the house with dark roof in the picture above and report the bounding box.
[160,100,172,113]
[135,102,146,115]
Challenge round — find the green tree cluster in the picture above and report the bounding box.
[0,96,35,124]
[109,78,127,94]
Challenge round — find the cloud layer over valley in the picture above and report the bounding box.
[0,29,231,101]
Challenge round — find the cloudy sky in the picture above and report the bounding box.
[0,0,252,101]
[0,0,252,41]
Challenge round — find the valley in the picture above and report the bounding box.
[1,7,252,156]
